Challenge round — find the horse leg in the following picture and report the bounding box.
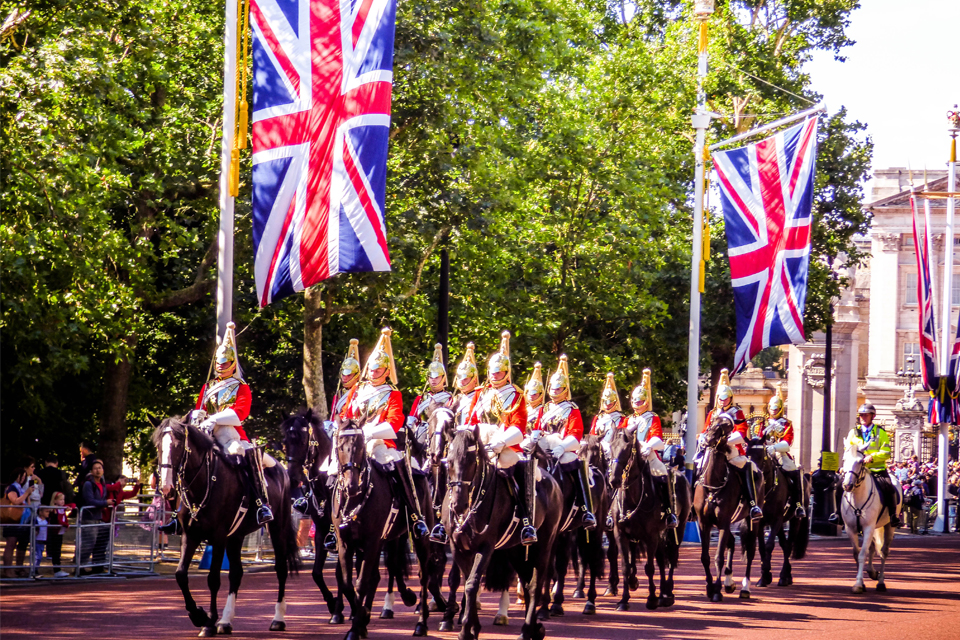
[381,572,396,619]
[777,526,793,586]
[711,528,728,602]
[337,543,359,631]
[268,515,291,632]
[852,524,874,593]
[723,529,737,595]
[875,526,893,593]
[439,562,461,632]
[655,544,669,608]
[216,537,245,636]
[329,560,346,624]
[660,535,678,608]
[583,537,599,615]
[206,545,224,633]
[700,522,714,600]
[522,547,551,640]
[493,589,510,626]
[572,532,586,599]
[866,529,879,582]
[615,529,632,611]
[550,533,570,616]
[604,530,619,597]
[346,545,381,640]
[175,536,214,632]
[644,540,658,610]
[459,547,491,640]
[411,531,434,636]
[755,524,772,587]
[313,545,338,613]
[740,523,756,599]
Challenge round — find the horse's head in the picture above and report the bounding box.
[608,428,637,490]
[446,423,484,515]
[579,433,606,476]
[703,414,734,450]
[335,415,367,497]
[281,408,328,488]
[427,407,456,467]
[841,441,865,492]
[153,416,206,499]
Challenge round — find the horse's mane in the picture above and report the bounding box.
[282,407,333,463]
[152,416,216,455]
[447,424,483,469]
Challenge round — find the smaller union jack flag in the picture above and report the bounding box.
[713,117,819,374]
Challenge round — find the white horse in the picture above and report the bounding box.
[839,441,902,594]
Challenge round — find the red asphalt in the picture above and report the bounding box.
[1,534,958,640]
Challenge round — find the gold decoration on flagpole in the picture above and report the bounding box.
[229,0,251,197]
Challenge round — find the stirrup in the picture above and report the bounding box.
[793,504,806,519]
[521,525,537,546]
[158,518,182,535]
[827,512,841,525]
[605,514,614,529]
[581,510,597,530]
[323,531,338,552]
[749,505,762,521]
[257,504,275,526]
[411,518,429,539]
[292,496,310,515]
[665,512,679,529]
[429,523,448,544]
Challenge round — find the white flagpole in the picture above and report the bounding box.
[686,1,714,467]
[216,0,239,341]
[934,109,957,532]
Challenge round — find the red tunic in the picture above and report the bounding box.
[347,387,405,449]
[561,407,585,441]
[766,417,794,446]
[702,407,748,456]
[468,384,527,452]
[196,382,251,441]
[590,413,627,436]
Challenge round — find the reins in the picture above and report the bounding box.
[450,435,491,535]
[162,423,217,525]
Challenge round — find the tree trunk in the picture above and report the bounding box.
[303,286,328,419]
[98,335,136,481]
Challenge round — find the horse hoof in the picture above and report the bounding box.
[852,585,865,594]
[402,588,418,607]
[190,608,213,629]
[645,597,658,611]
[343,631,362,640]
[616,602,629,612]
[739,591,750,600]
[868,569,879,581]
[582,602,596,615]
[198,628,217,638]
[380,610,394,619]
[429,600,440,613]
[876,583,887,593]
[549,604,564,617]
[571,589,585,600]
[530,621,546,640]
[536,608,549,622]
[777,577,792,587]
[658,596,674,608]
[757,578,770,588]
[329,613,345,625]
[603,586,618,597]
[724,585,736,594]
[413,622,428,637]
[628,576,640,591]
[493,614,508,626]
[270,621,286,632]
[217,624,233,634]
[711,592,723,603]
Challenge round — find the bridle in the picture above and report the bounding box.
[159,422,217,525]
[610,432,653,525]
[332,427,373,527]
[697,424,732,495]
[842,454,877,533]
[287,417,325,515]
[448,429,492,536]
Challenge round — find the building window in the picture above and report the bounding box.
[903,342,920,372]
[904,273,917,305]
[953,275,960,306]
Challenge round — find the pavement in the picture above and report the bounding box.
[1,534,958,640]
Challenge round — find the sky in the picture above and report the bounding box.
[805,0,959,191]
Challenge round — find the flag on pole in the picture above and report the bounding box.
[250,0,396,306]
[713,117,819,374]
[910,192,940,390]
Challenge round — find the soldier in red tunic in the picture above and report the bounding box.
[763,384,805,518]
[699,369,762,521]
[536,355,596,529]
[467,331,535,544]
[450,343,480,426]
[590,373,627,456]
[625,369,677,528]
[346,328,429,539]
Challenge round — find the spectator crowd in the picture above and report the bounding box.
[887,455,960,534]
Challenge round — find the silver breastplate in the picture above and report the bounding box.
[352,384,392,424]
[595,412,621,435]
[204,378,242,414]
[541,402,573,434]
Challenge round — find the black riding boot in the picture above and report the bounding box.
[784,468,805,518]
[158,513,183,535]
[390,459,429,539]
[245,446,275,526]
[880,479,901,527]
[738,463,763,521]
[828,482,844,524]
[512,463,537,545]
[576,463,598,530]
[659,473,679,529]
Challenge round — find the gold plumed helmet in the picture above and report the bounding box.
[767,382,785,418]
[524,362,544,397]
[549,354,571,399]
[600,372,621,413]
[487,331,512,381]
[716,368,733,406]
[340,338,361,378]
[631,368,652,409]
[456,342,478,384]
[364,327,398,385]
[215,322,242,379]
[427,343,447,387]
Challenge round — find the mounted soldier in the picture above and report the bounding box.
[524,362,545,434]
[534,355,596,530]
[412,343,453,424]
[466,331,536,545]
[345,327,429,539]
[624,368,678,529]
[160,322,275,534]
[590,372,627,457]
[699,368,762,522]
[762,384,805,518]
[450,342,480,426]
[829,402,900,527]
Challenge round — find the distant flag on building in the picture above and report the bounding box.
[713,117,819,374]
[250,0,396,306]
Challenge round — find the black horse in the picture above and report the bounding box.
[280,408,344,622]
[443,424,562,640]
[331,414,437,640]
[154,417,300,636]
[740,436,810,590]
[572,434,619,603]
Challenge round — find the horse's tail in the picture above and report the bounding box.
[385,537,411,580]
[285,512,303,575]
[483,549,516,592]
[738,520,756,560]
[790,512,810,560]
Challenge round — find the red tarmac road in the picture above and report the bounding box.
[2,534,958,640]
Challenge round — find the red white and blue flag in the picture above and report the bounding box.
[909,192,939,390]
[713,117,819,374]
[250,0,396,306]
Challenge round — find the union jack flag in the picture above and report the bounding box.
[909,192,939,390]
[250,0,396,306]
[713,118,819,374]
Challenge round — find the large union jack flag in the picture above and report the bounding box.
[713,117,819,374]
[910,192,939,390]
[250,0,396,306]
